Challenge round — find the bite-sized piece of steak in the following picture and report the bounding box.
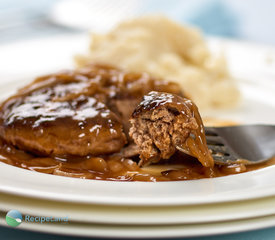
[0,65,182,157]
[129,91,214,167]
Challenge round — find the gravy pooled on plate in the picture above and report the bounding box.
[0,65,271,181]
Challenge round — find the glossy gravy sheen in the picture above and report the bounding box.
[131,91,214,167]
[0,65,273,182]
[0,137,274,182]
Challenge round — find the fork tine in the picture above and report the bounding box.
[205,136,224,145]
[207,145,228,154]
[204,129,218,136]
[205,128,236,164]
[211,155,231,164]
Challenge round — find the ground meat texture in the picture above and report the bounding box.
[130,91,214,167]
[0,65,182,158]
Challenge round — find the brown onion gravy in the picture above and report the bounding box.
[0,65,273,182]
[131,91,214,168]
[0,137,274,182]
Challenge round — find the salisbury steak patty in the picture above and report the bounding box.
[0,80,126,156]
[0,65,181,157]
[130,91,214,167]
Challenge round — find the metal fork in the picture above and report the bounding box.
[205,125,275,165]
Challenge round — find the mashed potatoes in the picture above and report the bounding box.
[75,15,240,109]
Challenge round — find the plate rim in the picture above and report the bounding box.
[1,192,275,225]
[1,212,275,238]
[1,162,275,206]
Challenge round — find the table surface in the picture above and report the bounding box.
[1,225,275,240]
[0,0,275,239]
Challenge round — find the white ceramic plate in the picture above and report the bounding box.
[0,35,274,207]
[0,192,275,225]
[1,212,275,238]
[1,161,275,206]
